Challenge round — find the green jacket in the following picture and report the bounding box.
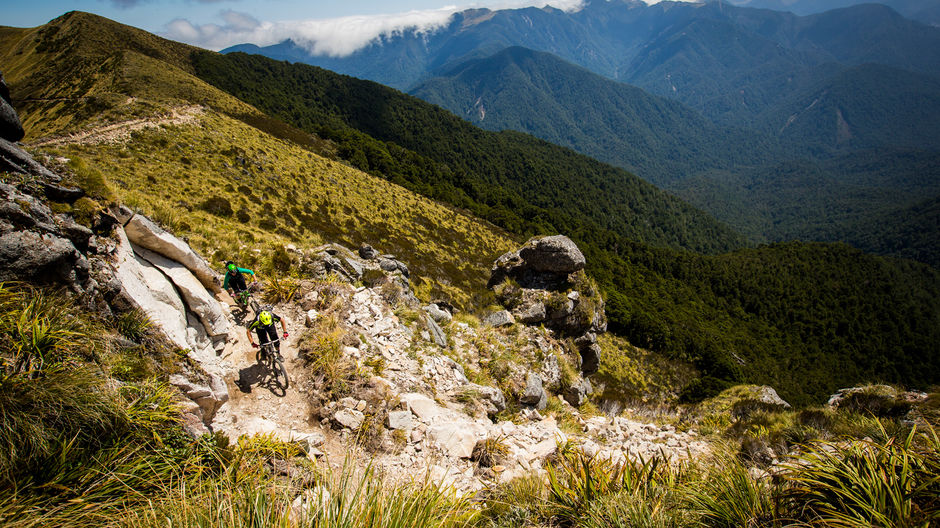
[222,267,254,290]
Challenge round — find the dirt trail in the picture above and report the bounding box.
[28,105,204,147]
[212,301,325,448]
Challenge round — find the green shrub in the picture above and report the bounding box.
[471,435,510,468]
[684,454,776,528]
[68,157,115,202]
[199,196,234,217]
[114,309,153,342]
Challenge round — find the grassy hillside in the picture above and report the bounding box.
[192,51,745,256]
[1,12,518,306]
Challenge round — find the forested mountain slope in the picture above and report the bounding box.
[192,51,743,256]
[410,46,940,266]
[409,46,775,187]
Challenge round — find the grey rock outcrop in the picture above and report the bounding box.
[424,314,447,348]
[488,235,606,375]
[0,138,60,181]
[521,372,548,410]
[0,183,90,289]
[122,213,222,294]
[425,303,453,323]
[753,386,791,409]
[564,377,593,407]
[463,383,507,416]
[379,256,409,278]
[0,73,24,143]
[489,235,585,290]
[386,410,413,430]
[483,310,515,327]
[358,244,379,260]
[333,409,365,430]
[169,373,229,424]
[135,246,230,346]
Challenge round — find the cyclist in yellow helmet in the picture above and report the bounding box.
[247,306,288,355]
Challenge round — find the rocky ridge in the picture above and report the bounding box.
[207,236,710,492]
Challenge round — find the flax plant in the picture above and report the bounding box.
[783,425,940,527]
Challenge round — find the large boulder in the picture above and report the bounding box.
[489,235,606,341]
[135,246,230,341]
[428,421,487,459]
[483,310,515,327]
[0,229,82,284]
[489,235,585,289]
[111,227,193,352]
[521,372,548,410]
[122,213,221,294]
[564,377,593,407]
[0,74,24,143]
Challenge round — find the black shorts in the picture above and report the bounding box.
[256,325,280,350]
[229,273,248,293]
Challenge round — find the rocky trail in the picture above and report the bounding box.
[0,89,712,490]
[199,244,712,492]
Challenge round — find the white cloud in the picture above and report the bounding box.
[161,1,586,56]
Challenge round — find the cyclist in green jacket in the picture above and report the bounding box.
[247,307,288,356]
[223,261,256,306]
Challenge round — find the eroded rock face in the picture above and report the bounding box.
[135,246,230,342]
[112,227,192,351]
[122,213,221,294]
[0,138,60,181]
[0,74,24,143]
[169,373,229,424]
[0,183,92,289]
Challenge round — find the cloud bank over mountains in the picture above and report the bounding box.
[161,0,588,55]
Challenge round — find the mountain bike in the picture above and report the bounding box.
[257,338,288,389]
[233,283,260,314]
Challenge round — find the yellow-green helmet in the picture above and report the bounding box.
[259,310,273,326]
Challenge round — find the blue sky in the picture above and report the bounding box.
[4,0,612,56]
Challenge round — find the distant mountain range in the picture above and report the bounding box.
[725,0,940,26]
[223,1,940,120]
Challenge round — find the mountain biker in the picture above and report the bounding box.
[223,261,256,304]
[247,307,288,356]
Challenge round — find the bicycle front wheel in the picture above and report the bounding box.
[272,355,289,389]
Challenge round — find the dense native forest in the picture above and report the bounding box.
[408,48,940,267]
[191,51,940,406]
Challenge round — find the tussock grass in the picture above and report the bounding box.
[0,282,94,378]
[783,425,940,527]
